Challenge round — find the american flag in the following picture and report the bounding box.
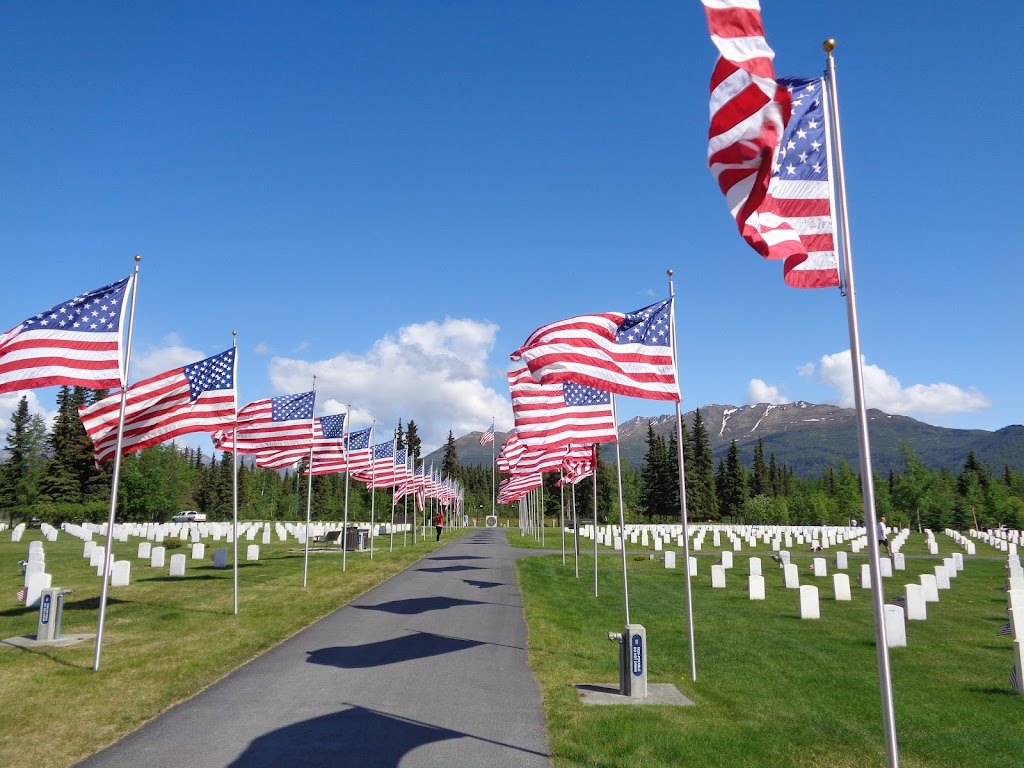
[511,298,679,401]
[352,440,396,486]
[213,391,315,455]
[508,361,618,450]
[1011,664,1020,693]
[479,422,495,445]
[702,1,792,266]
[510,444,593,478]
[498,473,542,504]
[761,77,840,288]
[80,347,236,463]
[497,433,526,473]
[0,276,133,394]
[998,623,1013,637]
[250,414,346,470]
[16,587,26,603]
[306,427,373,476]
[560,446,597,485]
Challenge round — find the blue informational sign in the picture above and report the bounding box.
[631,632,643,676]
[40,593,51,625]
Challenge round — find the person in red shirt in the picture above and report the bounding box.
[434,510,445,542]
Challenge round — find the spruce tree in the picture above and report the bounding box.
[750,438,769,497]
[640,423,667,520]
[442,431,459,479]
[686,408,718,520]
[719,440,746,519]
[405,420,421,461]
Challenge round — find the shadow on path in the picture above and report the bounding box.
[227,705,462,768]
[463,580,503,589]
[353,596,486,615]
[416,564,484,573]
[306,631,483,669]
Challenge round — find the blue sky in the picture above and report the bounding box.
[2,1,1021,453]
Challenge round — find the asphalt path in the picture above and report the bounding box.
[77,527,551,768]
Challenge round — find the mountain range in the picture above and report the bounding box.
[432,402,1024,477]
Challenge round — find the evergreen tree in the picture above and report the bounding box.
[1,397,49,519]
[768,452,783,497]
[395,419,405,452]
[442,431,459,479]
[750,438,769,497]
[686,408,718,520]
[405,420,421,461]
[718,440,746,519]
[640,423,668,519]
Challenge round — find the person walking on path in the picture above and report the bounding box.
[878,516,893,557]
[435,509,445,542]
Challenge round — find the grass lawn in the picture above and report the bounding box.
[0,525,460,768]
[514,528,1023,768]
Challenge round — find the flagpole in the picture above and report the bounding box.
[668,272,698,682]
[490,418,496,521]
[230,331,240,615]
[342,403,352,571]
[302,375,317,588]
[369,421,376,560]
[824,38,899,768]
[610,395,631,626]
[571,480,580,578]
[93,256,140,672]
[593,444,599,597]
[389,432,398,553]
[559,469,566,565]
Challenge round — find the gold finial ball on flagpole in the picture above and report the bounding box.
[134,254,141,262]
[667,269,674,277]
[232,330,237,337]
[823,38,836,53]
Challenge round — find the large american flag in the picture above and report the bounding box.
[762,77,840,288]
[251,414,346,470]
[703,0,792,263]
[80,347,236,463]
[508,361,617,450]
[213,391,315,455]
[306,427,373,476]
[0,276,133,394]
[352,439,396,486]
[512,298,679,401]
[498,473,542,504]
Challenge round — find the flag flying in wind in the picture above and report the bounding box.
[511,298,679,401]
[704,1,827,287]
[508,361,617,450]
[80,347,236,463]
[479,422,495,445]
[0,276,133,394]
[761,77,840,288]
[306,427,372,475]
[213,391,315,455]
[250,414,347,470]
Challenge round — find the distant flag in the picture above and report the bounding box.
[306,427,372,476]
[213,391,315,455]
[702,1,840,288]
[1011,664,1020,693]
[479,422,495,445]
[511,298,679,401]
[889,596,906,608]
[80,348,236,463]
[508,361,617,450]
[16,587,26,603]
[998,623,1013,636]
[251,415,346,470]
[0,276,133,394]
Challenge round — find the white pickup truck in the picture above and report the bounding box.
[172,511,207,523]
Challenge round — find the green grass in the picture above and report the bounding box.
[0,526,462,767]
[516,533,1023,768]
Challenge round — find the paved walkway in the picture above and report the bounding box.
[78,528,551,768]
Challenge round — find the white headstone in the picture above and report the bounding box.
[213,549,228,569]
[904,584,927,620]
[247,545,260,561]
[784,563,800,589]
[800,585,820,619]
[813,557,827,577]
[138,542,152,559]
[89,545,105,568]
[688,557,698,576]
[151,546,166,568]
[749,557,762,577]
[933,565,951,590]
[27,549,45,564]
[835,551,848,570]
[833,573,852,601]
[721,551,733,569]
[191,543,206,560]
[664,551,676,569]
[711,564,726,588]
[693,539,702,551]
[919,573,939,602]
[880,558,893,578]
[169,553,186,577]
[893,552,906,571]
[83,540,96,558]
[779,550,791,566]
[860,563,872,589]
[23,560,45,586]
[884,605,907,647]
[943,557,957,578]
[111,560,131,587]
[748,574,765,600]
[262,526,271,544]
[1013,640,1024,695]
[25,572,52,607]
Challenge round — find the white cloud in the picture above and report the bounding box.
[817,350,991,417]
[797,362,816,377]
[129,336,209,380]
[747,379,791,405]
[267,317,510,451]
[254,343,271,356]
[0,390,59,432]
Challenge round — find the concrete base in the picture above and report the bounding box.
[574,682,694,707]
[2,633,95,649]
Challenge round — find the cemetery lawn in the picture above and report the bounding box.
[0,529,461,768]
[516,536,1023,768]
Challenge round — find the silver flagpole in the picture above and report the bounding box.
[668,274,698,681]
[389,432,398,553]
[93,256,140,672]
[824,39,899,768]
[342,403,352,571]
[302,376,317,588]
[610,395,630,625]
[490,419,496,520]
[560,468,566,565]
[571,479,580,578]
[230,332,239,614]
[368,421,376,559]
[593,444,599,597]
